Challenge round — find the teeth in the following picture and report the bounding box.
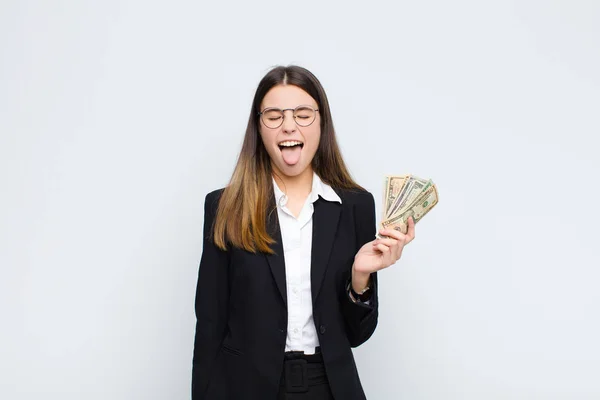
[279,141,303,147]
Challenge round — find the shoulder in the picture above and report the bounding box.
[334,187,375,209]
[335,187,377,241]
[206,187,225,202]
[205,188,226,214]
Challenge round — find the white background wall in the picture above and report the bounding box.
[1,0,599,399]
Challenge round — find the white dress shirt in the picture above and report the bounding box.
[272,172,342,355]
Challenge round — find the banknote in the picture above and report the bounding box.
[383,175,408,220]
[381,184,438,234]
[385,176,430,219]
[379,174,438,236]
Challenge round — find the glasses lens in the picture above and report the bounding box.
[262,109,284,128]
[294,106,316,127]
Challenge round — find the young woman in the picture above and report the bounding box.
[192,65,415,400]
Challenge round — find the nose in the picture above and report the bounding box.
[281,109,297,134]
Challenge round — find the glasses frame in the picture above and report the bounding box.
[258,105,320,129]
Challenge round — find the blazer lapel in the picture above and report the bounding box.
[265,207,287,307]
[311,195,342,304]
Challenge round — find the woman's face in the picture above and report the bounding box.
[258,84,321,179]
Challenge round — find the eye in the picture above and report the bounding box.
[294,107,314,119]
[263,109,283,119]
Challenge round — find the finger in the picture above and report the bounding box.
[375,243,391,254]
[406,217,416,243]
[394,243,404,261]
[374,237,402,248]
[376,244,393,269]
[378,227,406,242]
[380,238,405,262]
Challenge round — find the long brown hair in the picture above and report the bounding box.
[213,65,363,253]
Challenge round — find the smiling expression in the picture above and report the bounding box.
[258,84,321,179]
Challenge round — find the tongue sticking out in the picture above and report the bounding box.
[281,145,302,166]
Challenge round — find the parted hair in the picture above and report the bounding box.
[213,65,363,253]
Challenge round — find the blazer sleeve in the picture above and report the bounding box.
[340,190,379,348]
[192,190,230,399]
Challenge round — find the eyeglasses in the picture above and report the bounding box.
[258,105,319,129]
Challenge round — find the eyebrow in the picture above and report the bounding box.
[261,104,316,110]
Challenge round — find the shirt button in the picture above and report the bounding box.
[293,328,299,334]
[292,287,298,294]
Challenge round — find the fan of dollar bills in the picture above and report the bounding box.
[380,175,439,235]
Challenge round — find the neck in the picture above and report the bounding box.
[272,166,314,201]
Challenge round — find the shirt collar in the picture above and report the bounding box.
[272,172,342,207]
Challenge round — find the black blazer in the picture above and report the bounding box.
[192,186,378,400]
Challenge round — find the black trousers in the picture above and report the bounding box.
[277,349,335,400]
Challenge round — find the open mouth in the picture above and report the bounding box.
[278,140,304,150]
[278,140,304,166]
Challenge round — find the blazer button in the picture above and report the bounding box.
[319,325,326,334]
